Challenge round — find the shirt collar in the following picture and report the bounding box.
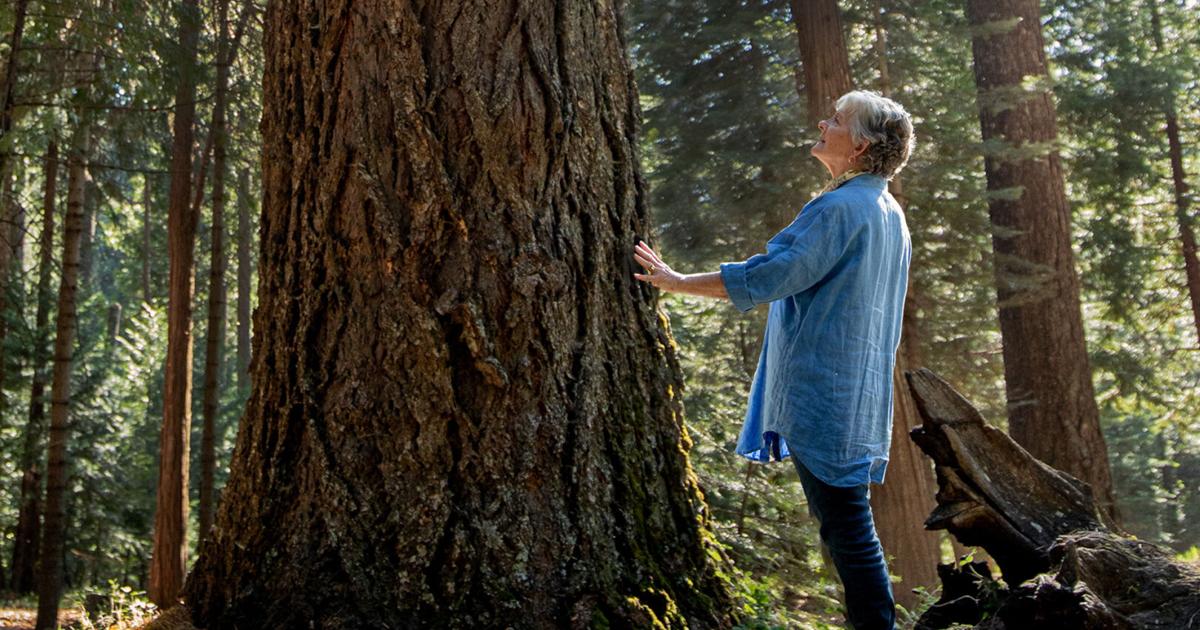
[839,173,888,190]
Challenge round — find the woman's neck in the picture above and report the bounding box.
[820,169,866,194]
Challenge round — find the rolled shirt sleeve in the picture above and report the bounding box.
[720,196,862,312]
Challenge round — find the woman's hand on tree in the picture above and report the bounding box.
[633,241,683,292]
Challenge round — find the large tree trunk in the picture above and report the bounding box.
[1149,2,1200,346]
[180,1,735,628]
[235,168,251,389]
[199,0,234,545]
[34,125,89,630]
[964,0,1117,524]
[11,139,57,594]
[905,369,1199,630]
[150,0,202,607]
[790,0,853,128]
[790,0,940,607]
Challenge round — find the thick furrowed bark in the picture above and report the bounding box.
[182,2,734,628]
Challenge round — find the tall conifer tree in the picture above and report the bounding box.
[965,0,1118,523]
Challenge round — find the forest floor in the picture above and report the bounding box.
[0,605,81,630]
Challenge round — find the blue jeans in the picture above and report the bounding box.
[792,457,895,630]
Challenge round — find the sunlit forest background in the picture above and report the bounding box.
[0,0,1196,627]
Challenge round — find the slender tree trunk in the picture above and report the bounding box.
[150,0,202,607]
[3,166,25,278]
[789,0,940,607]
[790,0,853,128]
[34,124,89,630]
[11,140,57,594]
[1149,2,1200,346]
[12,189,24,271]
[79,178,98,289]
[181,2,736,627]
[143,174,152,304]
[199,0,234,543]
[0,161,14,399]
[235,169,251,389]
[0,0,29,178]
[965,0,1118,524]
[0,0,27,360]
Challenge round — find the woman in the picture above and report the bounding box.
[633,90,914,630]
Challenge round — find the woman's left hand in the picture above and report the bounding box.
[633,241,682,292]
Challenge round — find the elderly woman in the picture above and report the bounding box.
[634,90,914,630]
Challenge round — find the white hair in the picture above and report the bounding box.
[836,90,915,178]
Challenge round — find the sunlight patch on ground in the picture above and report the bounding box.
[0,606,81,630]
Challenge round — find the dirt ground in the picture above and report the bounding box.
[0,606,82,630]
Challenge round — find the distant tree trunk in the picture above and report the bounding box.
[0,0,29,179]
[199,0,233,543]
[866,3,942,601]
[791,0,940,607]
[34,125,89,630]
[180,2,736,628]
[1150,2,1200,346]
[965,0,1117,524]
[790,0,853,128]
[80,178,98,288]
[3,167,26,277]
[107,302,121,339]
[11,139,57,594]
[150,0,202,608]
[235,169,251,389]
[11,189,24,270]
[0,0,28,350]
[873,353,942,605]
[0,161,14,397]
[143,174,152,304]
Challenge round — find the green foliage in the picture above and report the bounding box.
[0,0,1194,623]
[630,0,822,267]
[0,0,262,593]
[1050,0,1200,549]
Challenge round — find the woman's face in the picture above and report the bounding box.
[811,108,867,177]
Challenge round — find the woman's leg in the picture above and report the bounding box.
[792,456,895,630]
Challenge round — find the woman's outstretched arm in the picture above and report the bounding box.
[633,241,729,300]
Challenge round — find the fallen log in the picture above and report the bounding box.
[905,368,1200,630]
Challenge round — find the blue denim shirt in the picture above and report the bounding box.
[720,174,911,487]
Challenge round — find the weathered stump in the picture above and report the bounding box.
[906,368,1200,629]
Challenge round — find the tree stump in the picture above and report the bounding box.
[905,368,1200,629]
